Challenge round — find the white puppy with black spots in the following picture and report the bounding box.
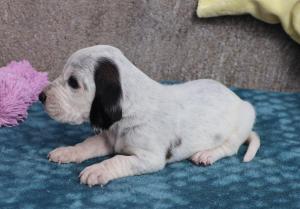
[41,45,260,187]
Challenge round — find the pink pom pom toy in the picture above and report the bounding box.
[0,60,49,127]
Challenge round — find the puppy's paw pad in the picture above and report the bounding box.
[79,164,110,187]
[48,146,81,164]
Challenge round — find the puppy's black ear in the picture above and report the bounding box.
[90,59,122,132]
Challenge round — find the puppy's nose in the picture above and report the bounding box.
[39,92,47,104]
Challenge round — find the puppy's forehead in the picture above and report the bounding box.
[63,55,93,79]
[62,45,123,80]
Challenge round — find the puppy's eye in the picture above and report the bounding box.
[68,76,80,89]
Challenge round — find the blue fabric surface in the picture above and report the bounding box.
[0,86,300,209]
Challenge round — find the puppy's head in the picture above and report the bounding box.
[42,45,123,131]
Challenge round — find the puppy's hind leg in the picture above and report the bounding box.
[191,133,242,165]
[48,135,113,164]
[191,101,257,165]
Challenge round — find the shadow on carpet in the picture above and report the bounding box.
[0,86,299,209]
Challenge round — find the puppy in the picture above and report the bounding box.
[41,45,260,187]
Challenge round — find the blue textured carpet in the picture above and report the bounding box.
[0,87,300,209]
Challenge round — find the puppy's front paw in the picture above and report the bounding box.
[79,164,110,187]
[48,146,82,164]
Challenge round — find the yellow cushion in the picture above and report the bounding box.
[197,0,300,44]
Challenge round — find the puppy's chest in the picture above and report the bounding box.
[111,127,141,155]
[112,129,178,157]
[113,137,127,154]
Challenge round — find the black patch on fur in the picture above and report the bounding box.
[166,147,172,160]
[89,59,122,131]
[214,134,222,142]
[166,137,182,160]
[174,137,182,147]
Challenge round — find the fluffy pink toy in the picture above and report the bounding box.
[0,60,49,127]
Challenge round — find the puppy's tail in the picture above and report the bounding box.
[243,131,260,162]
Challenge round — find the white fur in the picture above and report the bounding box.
[45,45,260,186]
